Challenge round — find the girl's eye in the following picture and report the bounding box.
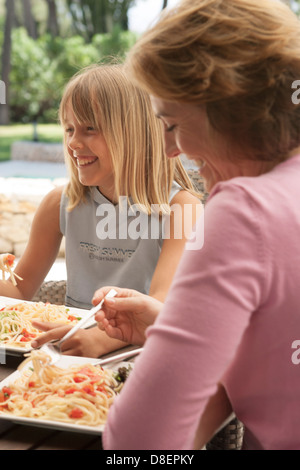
[65,128,73,134]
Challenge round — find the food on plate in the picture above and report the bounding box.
[0,350,129,426]
[0,253,23,286]
[0,301,81,348]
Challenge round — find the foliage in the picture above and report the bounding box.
[8,26,137,123]
[66,0,137,39]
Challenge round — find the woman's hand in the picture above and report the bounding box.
[92,287,163,346]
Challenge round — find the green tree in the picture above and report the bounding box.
[0,0,14,125]
[66,0,137,41]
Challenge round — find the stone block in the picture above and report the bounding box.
[11,141,64,163]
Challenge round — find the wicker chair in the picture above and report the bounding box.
[206,417,244,450]
[32,280,67,305]
[187,169,209,203]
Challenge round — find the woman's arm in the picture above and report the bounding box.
[149,190,202,301]
[0,186,64,300]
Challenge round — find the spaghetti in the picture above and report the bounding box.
[0,301,80,348]
[0,254,23,286]
[0,350,124,426]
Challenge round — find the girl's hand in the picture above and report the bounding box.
[92,287,163,346]
[30,322,116,358]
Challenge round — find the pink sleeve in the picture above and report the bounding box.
[102,183,267,450]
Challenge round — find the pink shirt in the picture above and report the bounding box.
[103,155,300,450]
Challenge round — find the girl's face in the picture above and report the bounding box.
[150,97,270,191]
[64,104,115,201]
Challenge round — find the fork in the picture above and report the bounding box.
[40,288,118,364]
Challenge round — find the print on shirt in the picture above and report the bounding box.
[79,242,135,263]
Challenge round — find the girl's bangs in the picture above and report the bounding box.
[60,79,99,130]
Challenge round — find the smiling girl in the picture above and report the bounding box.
[0,63,201,358]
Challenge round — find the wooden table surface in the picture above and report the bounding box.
[0,354,103,450]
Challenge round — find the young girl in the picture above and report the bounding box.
[0,63,201,357]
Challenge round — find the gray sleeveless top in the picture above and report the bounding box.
[60,183,181,309]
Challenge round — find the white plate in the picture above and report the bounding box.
[0,356,129,435]
[0,296,96,356]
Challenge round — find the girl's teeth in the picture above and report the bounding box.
[78,158,96,166]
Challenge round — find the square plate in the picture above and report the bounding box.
[0,355,129,435]
[0,296,96,356]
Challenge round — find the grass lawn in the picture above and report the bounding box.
[0,124,63,161]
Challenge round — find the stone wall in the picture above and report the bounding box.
[1,138,66,258]
[0,182,65,258]
[11,141,64,163]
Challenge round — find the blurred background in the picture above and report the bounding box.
[0,0,180,276]
[0,0,180,157]
[0,0,297,277]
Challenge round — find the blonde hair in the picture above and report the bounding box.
[59,63,196,212]
[126,0,300,162]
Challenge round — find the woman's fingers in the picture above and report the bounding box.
[92,286,142,306]
[103,294,150,312]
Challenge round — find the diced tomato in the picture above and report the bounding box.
[73,375,85,383]
[67,315,78,322]
[21,328,36,339]
[69,407,84,419]
[20,336,31,342]
[65,387,78,395]
[82,384,96,396]
[89,375,103,384]
[0,387,13,401]
[5,254,15,267]
[77,367,95,377]
[2,387,12,397]
[28,381,35,388]
[96,385,107,394]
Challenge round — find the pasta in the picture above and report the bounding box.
[0,301,81,348]
[0,350,125,426]
[0,254,23,286]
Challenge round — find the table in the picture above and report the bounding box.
[0,355,104,450]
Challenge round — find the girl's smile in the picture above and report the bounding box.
[74,154,99,168]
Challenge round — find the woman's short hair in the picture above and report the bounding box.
[126,0,300,162]
[59,63,196,211]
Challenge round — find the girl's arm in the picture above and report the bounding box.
[149,190,202,301]
[0,186,64,300]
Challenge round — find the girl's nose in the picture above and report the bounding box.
[68,132,84,151]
